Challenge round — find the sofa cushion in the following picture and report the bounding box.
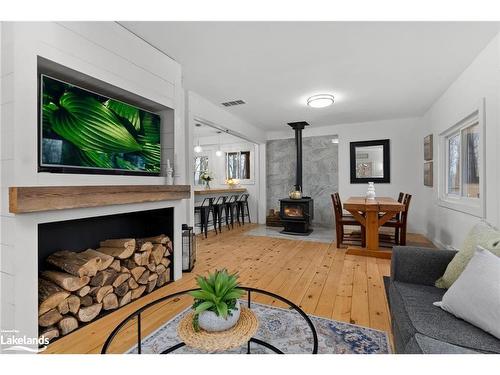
[436,221,500,289]
[389,281,500,353]
[405,334,479,354]
[434,247,500,340]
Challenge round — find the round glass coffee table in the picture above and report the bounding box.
[101,287,318,354]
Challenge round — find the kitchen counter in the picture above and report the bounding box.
[194,188,247,195]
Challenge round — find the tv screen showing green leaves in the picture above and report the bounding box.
[40,75,161,175]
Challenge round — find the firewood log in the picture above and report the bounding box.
[156,270,169,288]
[160,257,171,268]
[112,273,130,287]
[109,259,121,272]
[39,308,63,327]
[166,240,173,254]
[114,282,129,297]
[58,316,78,335]
[99,238,135,249]
[41,270,90,292]
[133,250,151,266]
[57,295,80,315]
[147,273,158,293]
[46,250,101,277]
[96,246,134,260]
[90,269,118,287]
[146,262,156,272]
[130,266,146,281]
[122,258,137,269]
[80,249,114,271]
[80,295,93,307]
[155,264,167,275]
[135,239,153,252]
[76,285,91,297]
[39,278,70,316]
[139,234,169,245]
[102,293,119,310]
[130,285,146,300]
[76,303,102,323]
[89,285,113,303]
[128,277,139,289]
[137,270,151,285]
[119,291,132,307]
[39,326,59,342]
[150,244,166,265]
[120,266,130,274]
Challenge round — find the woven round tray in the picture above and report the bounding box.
[177,307,259,352]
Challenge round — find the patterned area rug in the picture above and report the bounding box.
[128,302,390,354]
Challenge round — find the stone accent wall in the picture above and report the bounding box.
[266,135,338,227]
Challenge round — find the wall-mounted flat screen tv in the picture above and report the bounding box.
[39,75,161,175]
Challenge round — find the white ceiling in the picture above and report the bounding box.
[122,22,500,131]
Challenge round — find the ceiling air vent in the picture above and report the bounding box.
[221,99,246,107]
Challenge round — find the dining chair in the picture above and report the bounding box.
[381,193,412,245]
[331,193,365,248]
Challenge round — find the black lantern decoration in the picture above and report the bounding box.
[182,224,196,272]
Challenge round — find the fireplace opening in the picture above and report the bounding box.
[37,208,174,343]
[283,205,304,218]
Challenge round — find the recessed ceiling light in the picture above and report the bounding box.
[307,94,334,108]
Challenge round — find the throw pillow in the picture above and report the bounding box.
[434,247,500,339]
[435,221,500,288]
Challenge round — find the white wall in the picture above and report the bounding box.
[186,91,267,225]
[415,34,500,249]
[0,22,186,351]
[267,117,424,233]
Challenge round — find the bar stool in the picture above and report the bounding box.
[237,194,251,225]
[225,194,240,229]
[194,197,217,238]
[212,196,229,233]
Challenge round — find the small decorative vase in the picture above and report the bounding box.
[198,301,240,332]
[165,168,174,185]
[366,182,376,200]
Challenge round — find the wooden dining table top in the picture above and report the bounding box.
[343,196,405,212]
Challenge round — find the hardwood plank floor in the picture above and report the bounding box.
[44,224,434,354]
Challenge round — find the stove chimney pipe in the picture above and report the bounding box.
[287,121,309,191]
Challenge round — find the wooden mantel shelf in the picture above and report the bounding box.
[9,185,191,214]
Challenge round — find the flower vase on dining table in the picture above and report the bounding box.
[366,182,376,200]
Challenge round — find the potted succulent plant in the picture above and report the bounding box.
[189,269,245,332]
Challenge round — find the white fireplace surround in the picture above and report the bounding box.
[0,22,188,352]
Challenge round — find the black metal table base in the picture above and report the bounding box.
[102,287,318,354]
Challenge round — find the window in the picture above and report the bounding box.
[439,104,484,217]
[226,151,250,180]
[194,155,208,185]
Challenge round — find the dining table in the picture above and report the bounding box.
[343,196,405,258]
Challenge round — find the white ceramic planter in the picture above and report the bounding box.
[198,301,241,332]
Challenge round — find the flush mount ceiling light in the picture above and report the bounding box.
[307,94,334,108]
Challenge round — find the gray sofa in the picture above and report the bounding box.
[386,246,500,354]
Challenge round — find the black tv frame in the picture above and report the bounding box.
[37,73,162,177]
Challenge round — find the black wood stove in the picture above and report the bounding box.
[279,121,314,235]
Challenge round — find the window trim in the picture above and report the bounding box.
[224,150,253,184]
[438,99,485,218]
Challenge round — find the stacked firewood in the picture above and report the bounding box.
[38,234,172,342]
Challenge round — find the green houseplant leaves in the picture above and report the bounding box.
[50,92,142,154]
[42,76,162,173]
[189,269,245,331]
